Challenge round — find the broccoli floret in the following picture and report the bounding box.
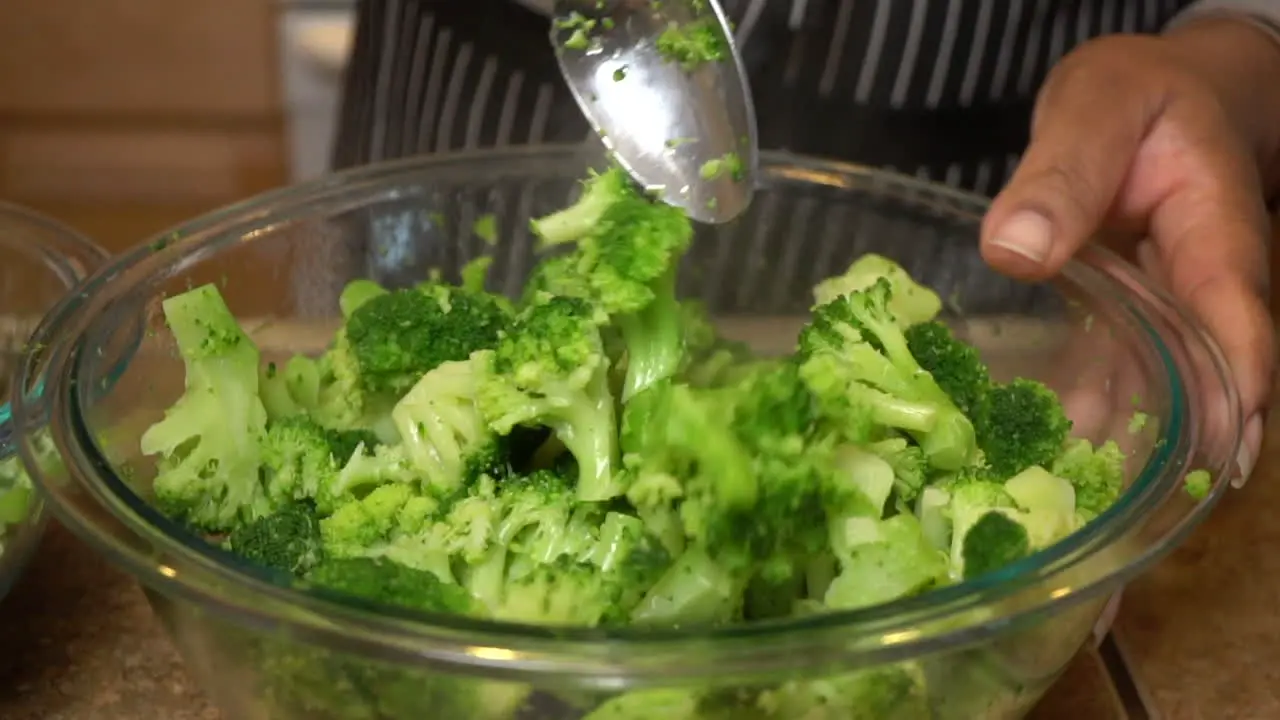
[904,321,991,419]
[622,381,760,557]
[655,19,728,71]
[460,255,494,293]
[226,502,325,574]
[1184,469,1211,500]
[799,279,978,470]
[758,663,930,720]
[813,253,942,328]
[863,436,928,505]
[475,295,621,502]
[304,556,477,615]
[824,514,948,611]
[960,511,1031,580]
[530,168,695,400]
[392,359,507,494]
[259,415,375,504]
[341,283,511,397]
[584,688,754,720]
[974,378,1073,480]
[530,167,631,247]
[630,546,745,627]
[140,284,271,532]
[1051,438,1125,519]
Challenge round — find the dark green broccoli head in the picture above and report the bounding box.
[730,360,824,445]
[344,284,510,395]
[226,503,325,574]
[905,321,992,418]
[975,378,1073,479]
[961,511,1031,580]
[304,556,476,615]
[492,295,606,376]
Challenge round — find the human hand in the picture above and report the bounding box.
[981,17,1280,485]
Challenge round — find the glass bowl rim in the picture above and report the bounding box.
[1,200,109,597]
[15,144,1240,679]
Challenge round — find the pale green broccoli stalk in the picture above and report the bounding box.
[391,359,507,495]
[813,253,943,328]
[530,168,631,247]
[140,284,270,531]
[338,278,388,318]
[475,295,621,502]
[630,546,745,627]
[799,279,978,470]
[825,514,949,611]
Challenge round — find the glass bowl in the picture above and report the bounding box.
[15,145,1241,719]
[0,202,108,600]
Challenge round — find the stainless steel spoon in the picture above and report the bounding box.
[550,0,759,224]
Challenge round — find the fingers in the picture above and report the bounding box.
[981,40,1169,278]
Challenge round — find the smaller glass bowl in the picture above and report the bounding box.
[0,202,108,600]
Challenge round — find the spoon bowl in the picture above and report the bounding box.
[551,0,758,224]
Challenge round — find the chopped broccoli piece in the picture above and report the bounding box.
[472,214,498,245]
[392,359,507,494]
[1051,438,1125,520]
[975,378,1073,479]
[655,19,728,71]
[342,283,511,396]
[813,253,942,328]
[799,279,978,470]
[304,556,476,615]
[338,279,388,318]
[960,511,1031,580]
[460,255,495,293]
[475,295,621,502]
[1184,469,1211,500]
[226,502,325,574]
[140,284,270,531]
[905,321,991,419]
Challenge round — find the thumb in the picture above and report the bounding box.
[982,49,1164,278]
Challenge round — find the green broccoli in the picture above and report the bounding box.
[391,359,507,494]
[475,295,621,502]
[757,663,930,719]
[339,283,511,397]
[813,253,943,328]
[258,415,377,505]
[960,511,1031,580]
[528,166,695,400]
[140,284,271,531]
[1051,438,1125,519]
[799,279,978,470]
[304,556,477,615]
[1184,469,1211,500]
[655,19,728,72]
[825,514,949,611]
[226,502,325,574]
[974,378,1073,479]
[904,320,991,419]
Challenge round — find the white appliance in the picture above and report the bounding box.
[278,1,358,182]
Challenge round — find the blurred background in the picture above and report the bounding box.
[0,0,356,254]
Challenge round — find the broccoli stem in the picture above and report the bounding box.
[617,268,683,402]
[555,385,624,503]
[630,547,742,627]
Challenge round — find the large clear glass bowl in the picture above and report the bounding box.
[15,146,1241,719]
[0,202,108,600]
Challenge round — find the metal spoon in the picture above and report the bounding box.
[550,0,759,224]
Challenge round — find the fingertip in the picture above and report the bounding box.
[981,208,1061,280]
